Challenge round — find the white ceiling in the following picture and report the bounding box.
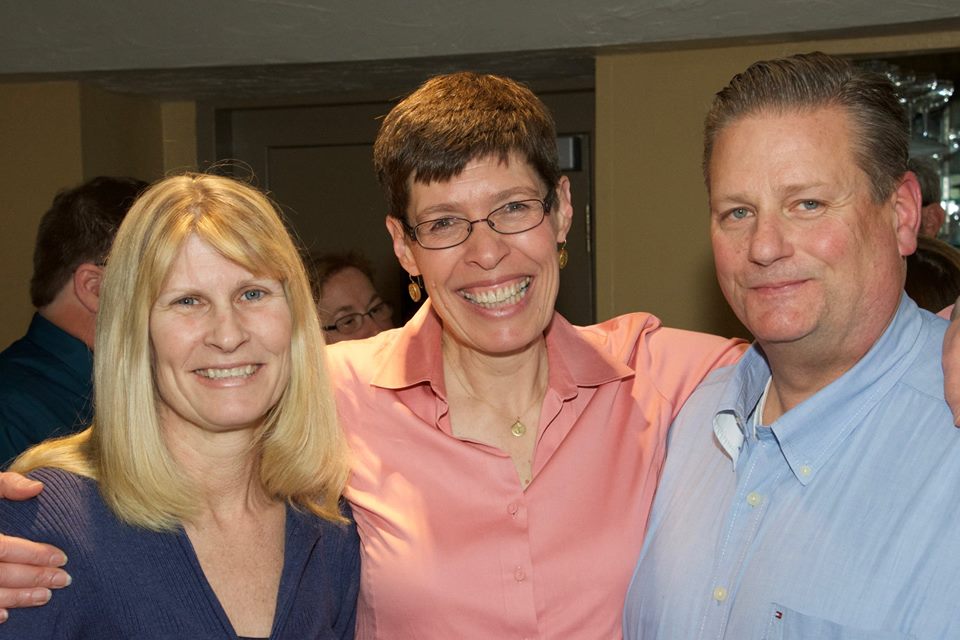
[2,1,959,99]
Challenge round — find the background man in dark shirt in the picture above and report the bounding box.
[0,176,146,466]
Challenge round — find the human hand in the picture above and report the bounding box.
[0,472,70,623]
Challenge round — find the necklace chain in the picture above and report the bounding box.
[446,362,545,438]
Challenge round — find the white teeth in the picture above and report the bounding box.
[196,365,258,379]
[461,277,531,308]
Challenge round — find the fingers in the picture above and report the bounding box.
[0,584,62,623]
[0,474,64,623]
[0,534,70,618]
[0,556,71,590]
[0,584,55,609]
[0,472,43,500]
[0,534,67,569]
[0,561,71,622]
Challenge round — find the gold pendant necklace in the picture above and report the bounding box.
[447,361,544,438]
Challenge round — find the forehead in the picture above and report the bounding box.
[708,107,861,194]
[318,267,377,314]
[160,234,269,292]
[407,152,542,210]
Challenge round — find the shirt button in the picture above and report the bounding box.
[746,492,763,507]
[800,465,813,477]
[507,502,519,515]
[514,567,526,582]
[713,586,728,602]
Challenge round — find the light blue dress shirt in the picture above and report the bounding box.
[624,296,960,640]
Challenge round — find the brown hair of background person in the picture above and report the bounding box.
[31,177,148,308]
[908,156,946,238]
[305,251,376,304]
[906,235,960,313]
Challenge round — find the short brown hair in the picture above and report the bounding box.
[373,72,561,220]
[703,52,909,203]
[305,250,376,304]
[908,156,942,207]
[31,176,147,307]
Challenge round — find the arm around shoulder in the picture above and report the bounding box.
[643,324,748,416]
[0,471,71,624]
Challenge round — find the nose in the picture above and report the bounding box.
[372,313,394,332]
[352,315,382,340]
[747,213,791,266]
[463,221,509,270]
[205,305,249,351]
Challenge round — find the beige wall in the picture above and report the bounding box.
[596,28,960,338]
[0,82,197,348]
[0,82,84,348]
[3,29,960,347]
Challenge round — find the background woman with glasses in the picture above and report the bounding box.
[307,251,395,343]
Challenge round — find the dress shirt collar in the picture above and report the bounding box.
[713,294,926,484]
[369,300,633,399]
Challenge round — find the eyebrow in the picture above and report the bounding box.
[329,294,383,318]
[416,186,543,218]
[713,181,830,206]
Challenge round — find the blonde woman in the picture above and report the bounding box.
[0,174,359,639]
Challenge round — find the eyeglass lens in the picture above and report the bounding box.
[412,198,546,249]
[334,301,391,333]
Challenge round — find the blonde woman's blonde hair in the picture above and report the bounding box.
[13,173,349,530]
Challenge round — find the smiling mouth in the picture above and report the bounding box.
[460,277,531,309]
[751,279,807,292]
[195,364,260,380]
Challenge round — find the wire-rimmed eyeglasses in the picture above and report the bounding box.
[402,193,554,250]
[322,300,392,334]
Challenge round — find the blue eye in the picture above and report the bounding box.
[242,289,265,301]
[243,289,267,302]
[730,208,749,220]
[174,296,199,306]
[801,200,821,211]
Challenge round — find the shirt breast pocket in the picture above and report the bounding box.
[762,603,916,640]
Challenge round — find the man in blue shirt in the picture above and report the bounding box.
[624,52,960,639]
[0,177,146,467]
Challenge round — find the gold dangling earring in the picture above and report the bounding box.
[408,274,423,302]
[558,241,569,270]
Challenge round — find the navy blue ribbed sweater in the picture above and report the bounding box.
[0,467,359,639]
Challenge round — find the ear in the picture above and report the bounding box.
[73,263,104,314]
[892,172,922,257]
[385,216,420,276]
[552,176,574,243]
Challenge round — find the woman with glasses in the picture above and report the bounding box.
[338,72,744,638]
[306,251,395,343]
[0,73,745,638]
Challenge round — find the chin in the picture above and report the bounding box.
[468,323,546,356]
